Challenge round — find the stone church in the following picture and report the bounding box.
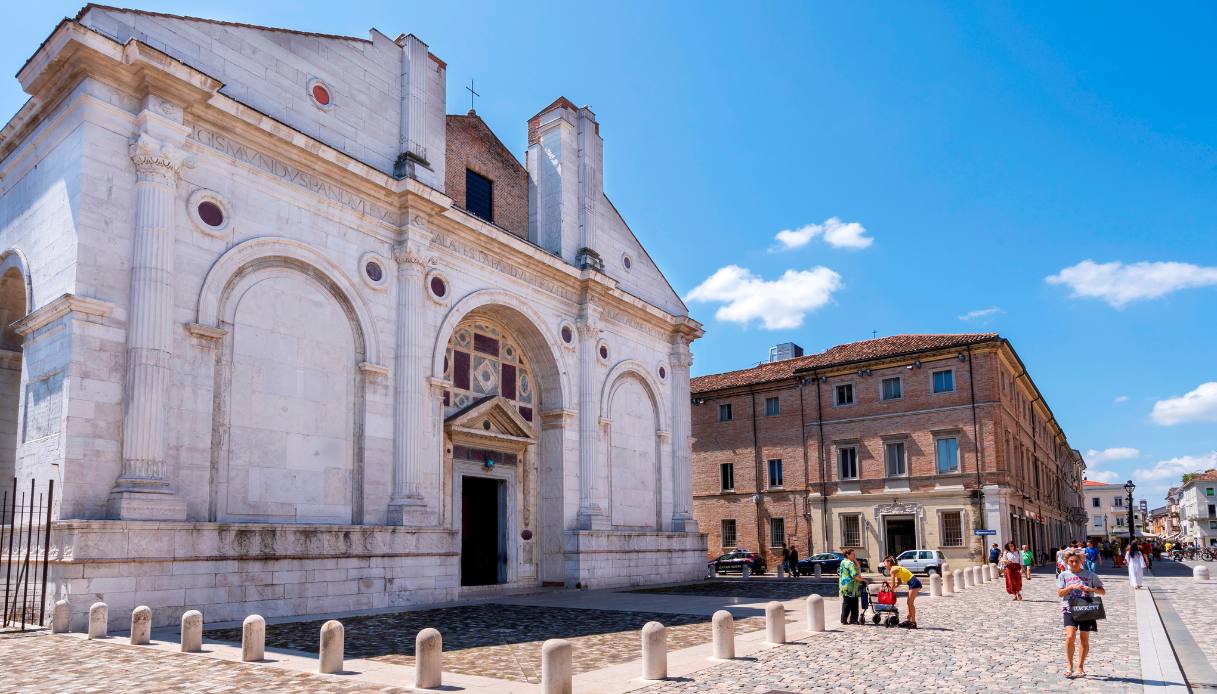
[0,5,704,628]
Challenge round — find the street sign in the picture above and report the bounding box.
[974,529,997,536]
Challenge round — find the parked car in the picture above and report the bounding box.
[881,549,947,576]
[795,552,871,576]
[712,549,767,575]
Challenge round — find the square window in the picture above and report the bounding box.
[1092,497,1100,508]
[720,463,735,491]
[885,441,907,477]
[841,514,862,547]
[768,459,784,487]
[465,169,494,223]
[835,383,854,406]
[1208,488,1215,497]
[881,377,902,400]
[940,511,963,547]
[770,518,786,547]
[719,404,733,422]
[721,519,737,547]
[765,396,780,416]
[838,447,859,480]
[935,437,959,473]
[932,369,955,393]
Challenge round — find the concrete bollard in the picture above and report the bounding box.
[764,601,786,644]
[953,569,965,591]
[973,566,984,585]
[929,574,942,597]
[805,594,824,632]
[711,610,734,660]
[540,638,573,694]
[318,620,344,674]
[962,568,974,588]
[88,602,107,639]
[181,610,203,653]
[51,600,69,633]
[242,615,265,662]
[990,564,1000,581]
[1195,565,1211,582]
[943,570,955,595]
[641,621,667,680]
[814,564,822,579]
[777,563,785,579]
[130,606,152,645]
[415,627,443,689]
[742,563,751,579]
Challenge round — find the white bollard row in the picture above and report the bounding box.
[88,602,107,639]
[764,601,786,645]
[641,621,667,680]
[541,638,573,694]
[242,614,265,662]
[962,568,973,589]
[318,620,344,675]
[416,627,443,689]
[813,564,822,580]
[1195,565,1211,582]
[805,594,825,632]
[929,574,942,597]
[953,569,965,591]
[943,570,955,595]
[711,610,734,660]
[181,610,203,653]
[130,605,152,645]
[51,600,69,634]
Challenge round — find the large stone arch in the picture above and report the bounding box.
[0,247,29,483]
[600,361,668,530]
[197,237,378,524]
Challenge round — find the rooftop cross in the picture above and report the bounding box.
[466,79,480,112]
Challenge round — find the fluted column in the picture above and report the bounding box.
[670,337,696,532]
[388,242,428,522]
[575,307,607,529]
[109,131,187,520]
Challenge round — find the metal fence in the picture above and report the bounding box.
[1,478,53,630]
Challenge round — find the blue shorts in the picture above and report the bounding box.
[907,577,922,591]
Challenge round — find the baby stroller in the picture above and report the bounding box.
[870,583,900,627]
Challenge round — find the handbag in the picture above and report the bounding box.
[1068,594,1106,621]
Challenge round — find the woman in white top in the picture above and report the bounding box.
[999,541,1023,600]
[1125,543,1146,589]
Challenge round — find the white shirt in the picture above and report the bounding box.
[1002,550,1022,566]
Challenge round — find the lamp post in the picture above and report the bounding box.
[1124,480,1136,547]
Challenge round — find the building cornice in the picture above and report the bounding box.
[12,293,114,336]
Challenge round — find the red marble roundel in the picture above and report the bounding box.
[430,276,447,298]
[561,326,573,343]
[197,201,224,227]
[312,83,331,106]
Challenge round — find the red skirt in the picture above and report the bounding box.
[1004,563,1022,595]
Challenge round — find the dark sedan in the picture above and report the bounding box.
[712,549,767,575]
[796,552,869,576]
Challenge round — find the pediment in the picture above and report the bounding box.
[444,396,536,446]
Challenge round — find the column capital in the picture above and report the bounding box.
[393,242,431,270]
[129,133,185,182]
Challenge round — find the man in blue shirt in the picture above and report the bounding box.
[1084,541,1099,573]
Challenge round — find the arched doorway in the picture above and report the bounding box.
[0,253,29,482]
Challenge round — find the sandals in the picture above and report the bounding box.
[1064,670,1075,679]
[1075,670,1087,678]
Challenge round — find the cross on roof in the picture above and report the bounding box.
[466,79,480,112]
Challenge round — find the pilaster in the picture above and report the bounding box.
[387,237,431,525]
[575,305,607,530]
[669,336,696,532]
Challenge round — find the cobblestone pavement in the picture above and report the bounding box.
[645,564,1142,693]
[1145,558,1217,687]
[206,604,766,684]
[631,579,838,600]
[0,629,411,693]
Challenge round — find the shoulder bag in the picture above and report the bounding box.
[1068,593,1106,621]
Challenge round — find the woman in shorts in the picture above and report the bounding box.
[882,556,921,629]
[1057,549,1106,679]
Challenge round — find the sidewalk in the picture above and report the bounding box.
[1145,558,1217,690]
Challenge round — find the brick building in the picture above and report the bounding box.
[691,334,1087,570]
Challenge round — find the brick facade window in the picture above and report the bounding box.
[465,168,494,223]
[838,447,859,480]
[884,441,907,477]
[719,403,732,422]
[935,436,959,473]
[764,396,780,416]
[769,517,786,547]
[835,383,854,406]
[932,369,955,393]
[767,459,783,488]
[720,463,735,491]
[881,377,902,400]
[941,511,964,547]
[841,514,862,547]
[721,519,737,547]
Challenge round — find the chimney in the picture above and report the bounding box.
[527,97,603,266]
[769,342,804,362]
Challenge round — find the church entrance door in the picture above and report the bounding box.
[884,515,917,558]
[461,475,506,586]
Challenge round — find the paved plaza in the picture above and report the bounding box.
[0,562,1204,692]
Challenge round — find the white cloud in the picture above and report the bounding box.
[1087,470,1120,483]
[1134,452,1217,482]
[1045,259,1217,308]
[1085,447,1140,464]
[1151,382,1217,426]
[1113,395,1129,404]
[685,265,843,330]
[773,217,873,251]
[958,306,1003,322]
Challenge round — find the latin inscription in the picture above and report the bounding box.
[429,231,579,303]
[23,371,63,442]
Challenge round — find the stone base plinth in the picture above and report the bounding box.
[107,491,188,521]
[564,529,708,590]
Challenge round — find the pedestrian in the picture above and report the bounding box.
[988,543,1001,566]
[1125,543,1146,589]
[1057,549,1105,679]
[1083,541,1099,574]
[1001,541,1023,600]
[788,543,799,580]
[1140,539,1153,571]
[882,556,921,629]
[1055,545,1069,575]
[779,544,790,577]
[1021,544,1034,580]
[838,548,862,625]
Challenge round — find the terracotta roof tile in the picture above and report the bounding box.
[691,333,999,394]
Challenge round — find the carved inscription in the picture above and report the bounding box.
[23,371,63,442]
[429,231,579,303]
[188,124,392,222]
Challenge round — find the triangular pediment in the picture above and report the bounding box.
[444,396,536,443]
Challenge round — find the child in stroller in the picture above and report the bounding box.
[870,582,900,627]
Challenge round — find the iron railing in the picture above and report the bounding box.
[1,478,53,630]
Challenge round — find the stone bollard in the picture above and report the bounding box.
[777,563,785,579]
[88,602,107,639]
[415,627,443,689]
[130,606,152,645]
[51,600,69,634]
[990,564,1000,581]
[962,568,974,588]
[814,564,822,580]
[943,570,955,595]
[805,594,824,632]
[953,569,964,592]
[973,566,984,585]
[242,615,265,662]
[764,601,786,644]
[541,638,573,694]
[742,563,751,579]
[318,620,344,674]
[711,610,734,660]
[1195,565,1211,582]
[641,621,667,680]
[929,574,942,597]
[181,610,203,653]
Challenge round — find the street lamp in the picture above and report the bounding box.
[1124,480,1136,547]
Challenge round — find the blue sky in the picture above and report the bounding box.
[2,2,1214,507]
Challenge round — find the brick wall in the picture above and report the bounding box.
[444,114,528,239]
